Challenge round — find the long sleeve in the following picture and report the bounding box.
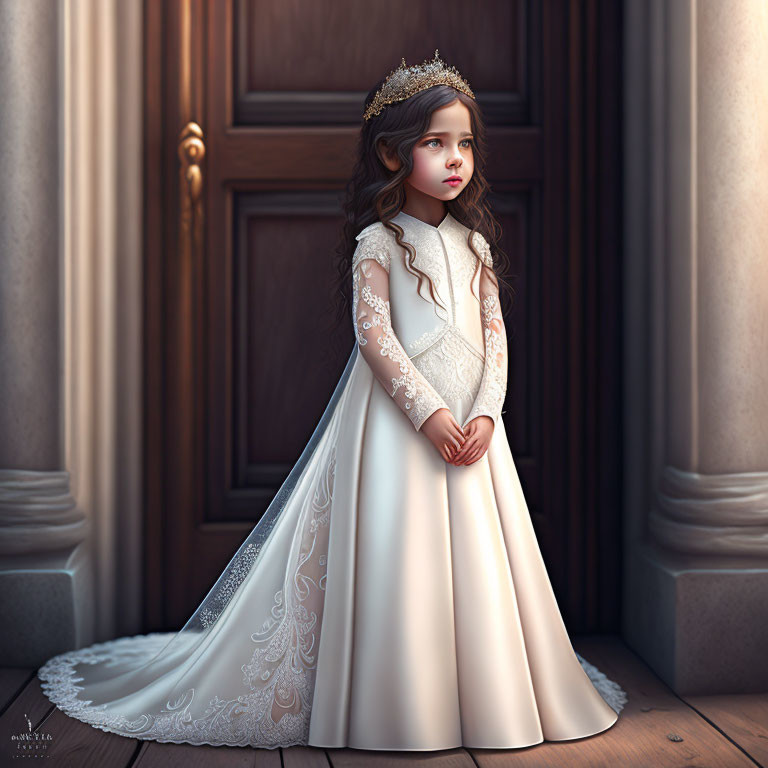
[351,236,450,432]
[463,239,508,428]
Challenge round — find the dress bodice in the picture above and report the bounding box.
[354,211,488,362]
[351,210,507,432]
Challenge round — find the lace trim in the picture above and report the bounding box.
[410,326,485,405]
[407,324,484,361]
[407,325,448,356]
[198,540,262,629]
[575,653,629,714]
[452,252,478,293]
[471,231,494,268]
[352,224,393,274]
[402,223,486,321]
[465,292,507,426]
[381,217,456,322]
[359,282,446,429]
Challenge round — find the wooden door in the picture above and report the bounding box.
[144,0,623,632]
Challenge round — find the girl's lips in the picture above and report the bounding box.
[444,179,462,187]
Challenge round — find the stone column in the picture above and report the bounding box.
[623,0,768,694]
[0,0,91,666]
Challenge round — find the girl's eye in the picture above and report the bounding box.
[423,138,473,149]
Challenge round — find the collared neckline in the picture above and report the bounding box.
[393,210,454,233]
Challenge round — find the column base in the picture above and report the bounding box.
[624,542,768,694]
[0,542,94,668]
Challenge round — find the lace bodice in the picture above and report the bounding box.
[351,211,507,431]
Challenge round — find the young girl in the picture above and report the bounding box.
[37,51,626,751]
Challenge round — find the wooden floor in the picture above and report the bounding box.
[1,636,765,768]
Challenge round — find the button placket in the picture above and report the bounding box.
[437,232,456,326]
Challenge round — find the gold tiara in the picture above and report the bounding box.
[363,49,475,121]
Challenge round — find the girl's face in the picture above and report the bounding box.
[406,99,475,201]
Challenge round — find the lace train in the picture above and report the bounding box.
[37,631,627,749]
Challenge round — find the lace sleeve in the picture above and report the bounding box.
[463,252,508,428]
[352,240,450,432]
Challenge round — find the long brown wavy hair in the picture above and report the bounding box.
[328,79,515,353]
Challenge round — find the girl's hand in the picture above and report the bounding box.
[450,416,494,465]
[421,408,466,462]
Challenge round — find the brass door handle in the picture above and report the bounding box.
[178,121,205,242]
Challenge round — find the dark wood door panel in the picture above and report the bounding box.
[210,128,543,182]
[234,0,532,125]
[229,193,351,518]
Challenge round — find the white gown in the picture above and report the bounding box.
[37,210,627,750]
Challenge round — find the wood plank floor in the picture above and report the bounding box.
[1,636,764,768]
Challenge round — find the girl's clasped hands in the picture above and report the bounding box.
[420,408,494,466]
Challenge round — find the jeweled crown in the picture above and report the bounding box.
[363,49,475,121]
